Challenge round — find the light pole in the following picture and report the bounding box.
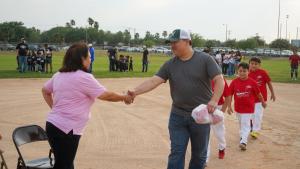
[286,14,289,40]
[280,23,282,39]
[277,0,281,39]
[223,24,228,41]
[296,27,299,40]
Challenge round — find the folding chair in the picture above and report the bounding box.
[0,149,8,169]
[12,125,54,169]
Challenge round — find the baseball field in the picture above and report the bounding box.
[0,51,299,169]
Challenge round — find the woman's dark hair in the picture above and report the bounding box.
[59,43,89,72]
[249,57,261,64]
[238,62,249,70]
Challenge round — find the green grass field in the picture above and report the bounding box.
[0,50,298,84]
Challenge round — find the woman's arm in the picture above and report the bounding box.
[98,91,132,104]
[42,87,53,108]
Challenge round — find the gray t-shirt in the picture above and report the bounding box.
[156,51,222,116]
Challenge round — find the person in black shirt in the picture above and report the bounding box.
[125,55,130,71]
[142,47,149,72]
[44,44,53,73]
[16,38,29,73]
[107,47,117,71]
[37,46,45,72]
[129,56,133,71]
[27,51,33,71]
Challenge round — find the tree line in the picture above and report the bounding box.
[0,18,294,50]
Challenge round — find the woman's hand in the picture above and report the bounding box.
[123,94,134,105]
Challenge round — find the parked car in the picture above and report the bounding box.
[118,46,129,52]
[48,45,60,51]
[0,44,15,51]
[28,44,38,51]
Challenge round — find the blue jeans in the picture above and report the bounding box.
[18,55,27,73]
[167,113,210,169]
[228,63,235,76]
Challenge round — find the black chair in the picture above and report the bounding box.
[0,149,8,169]
[12,125,54,169]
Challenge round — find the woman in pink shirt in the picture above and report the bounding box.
[42,43,132,169]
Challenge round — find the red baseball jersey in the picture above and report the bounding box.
[212,79,230,105]
[289,55,300,66]
[229,78,261,113]
[249,69,271,102]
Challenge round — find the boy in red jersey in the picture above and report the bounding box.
[228,62,266,151]
[249,57,276,139]
[206,79,230,163]
[289,48,300,80]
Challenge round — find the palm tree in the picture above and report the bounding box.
[65,22,71,27]
[88,17,94,27]
[94,21,99,30]
[70,19,75,27]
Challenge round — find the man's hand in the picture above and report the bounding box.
[123,90,136,105]
[127,90,136,98]
[124,93,134,105]
[207,100,217,114]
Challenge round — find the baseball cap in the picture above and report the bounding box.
[88,43,93,47]
[166,29,191,43]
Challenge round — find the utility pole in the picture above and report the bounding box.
[286,15,289,40]
[223,24,228,41]
[277,0,281,39]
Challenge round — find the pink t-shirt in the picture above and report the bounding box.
[44,70,107,135]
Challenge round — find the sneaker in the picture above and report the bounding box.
[239,143,247,151]
[251,131,259,139]
[218,149,225,159]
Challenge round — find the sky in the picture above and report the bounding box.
[0,0,299,43]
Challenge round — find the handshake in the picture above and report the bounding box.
[123,90,136,105]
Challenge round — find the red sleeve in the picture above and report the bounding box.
[223,80,230,97]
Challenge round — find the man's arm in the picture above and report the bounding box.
[128,75,165,97]
[207,74,225,113]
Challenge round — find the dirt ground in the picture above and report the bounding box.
[0,78,299,169]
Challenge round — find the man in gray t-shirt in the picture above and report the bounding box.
[156,50,221,116]
[127,29,224,169]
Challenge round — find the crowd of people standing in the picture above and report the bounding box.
[204,49,244,77]
[16,38,53,73]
